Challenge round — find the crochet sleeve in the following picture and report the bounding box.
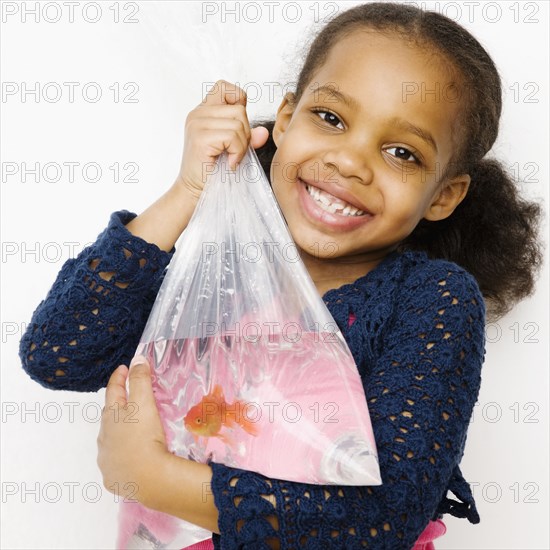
[19,211,173,393]
[209,265,486,549]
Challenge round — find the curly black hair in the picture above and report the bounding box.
[251,2,545,323]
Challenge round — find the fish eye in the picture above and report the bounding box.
[196,418,201,424]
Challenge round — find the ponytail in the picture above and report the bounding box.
[398,159,544,322]
[251,119,545,323]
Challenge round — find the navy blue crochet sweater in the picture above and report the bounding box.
[20,211,486,549]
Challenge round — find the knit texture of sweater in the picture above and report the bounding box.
[20,211,486,549]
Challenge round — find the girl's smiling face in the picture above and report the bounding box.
[270,30,471,278]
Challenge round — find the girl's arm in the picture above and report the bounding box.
[92,241,483,547]
[124,181,198,253]
[190,265,485,549]
[18,182,197,392]
[20,80,265,393]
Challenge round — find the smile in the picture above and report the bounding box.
[305,184,366,216]
[297,178,374,231]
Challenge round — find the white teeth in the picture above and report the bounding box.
[319,194,331,206]
[306,184,366,216]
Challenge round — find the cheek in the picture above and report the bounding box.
[273,120,316,163]
[384,186,427,223]
[271,148,300,192]
[269,152,291,213]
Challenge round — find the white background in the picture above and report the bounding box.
[1,1,548,548]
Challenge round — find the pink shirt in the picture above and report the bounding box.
[181,519,446,550]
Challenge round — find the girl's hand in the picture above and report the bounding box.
[175,79,270,202]
[123,80,269,252]
[97,356,170,504]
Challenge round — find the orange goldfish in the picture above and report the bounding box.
[183,385,259,445]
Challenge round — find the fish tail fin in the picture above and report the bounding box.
[211,384,224,401]
[220,400,260,436]
[239,418,260,436]
[235,400,260,436]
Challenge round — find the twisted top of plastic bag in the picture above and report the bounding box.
[141,147,341,343]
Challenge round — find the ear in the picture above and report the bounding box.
[423,174,471,221]
[272,92,296,147]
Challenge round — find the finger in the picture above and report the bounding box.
[188,114,251,145]
[104,364,129,409]
[190,128,249,170]
[201,80,247,107]
[193,117,252,169]
[193,103,248,121]
[250,126,269,149]
[127,356,156,406]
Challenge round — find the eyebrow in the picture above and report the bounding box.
[387,117,438,154]
[310,84,362,111]
[309,85,438,153]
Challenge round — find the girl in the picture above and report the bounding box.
[19,3,543,549]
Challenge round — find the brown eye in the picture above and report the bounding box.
[386,146,420,164]
[312,109,344,129]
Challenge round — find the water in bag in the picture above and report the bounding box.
[117,146,381,549]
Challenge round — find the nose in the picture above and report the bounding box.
[321,139,374,185]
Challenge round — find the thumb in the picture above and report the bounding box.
[127,355,155,405]
[250,126,269,149]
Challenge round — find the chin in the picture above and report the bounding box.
[289,232,341,260]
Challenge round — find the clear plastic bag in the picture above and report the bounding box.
[117,146,382,549]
